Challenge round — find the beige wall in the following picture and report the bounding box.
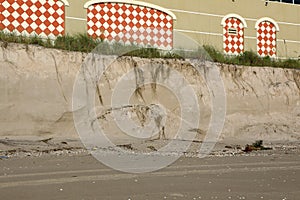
[64,0,300,58]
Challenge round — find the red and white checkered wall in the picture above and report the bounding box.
[0,0,65,38]
[223,17,244,55]
[257,21,277,57]
[86,2,173,50]
[0,1,279,56]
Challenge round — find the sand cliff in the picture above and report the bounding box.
[0,42,299,143]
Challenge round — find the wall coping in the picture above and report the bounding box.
[255,17,280,31]
[221,13,248,28]
[83,0,177,20]
[59,0,70,6]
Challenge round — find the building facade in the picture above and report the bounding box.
[0,0,299,58]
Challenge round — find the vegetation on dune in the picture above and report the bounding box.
[0,31,299,69]
[0,31,52,47]
[203,45,300,69]
[0,31,99,52]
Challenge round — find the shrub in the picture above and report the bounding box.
[0,30,299,69]
[54,34,100,52]
[203,45,300,69]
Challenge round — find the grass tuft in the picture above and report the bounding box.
[203,45,300,69]
[0,31,299,69]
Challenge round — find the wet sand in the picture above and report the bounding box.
[0,138,299,200]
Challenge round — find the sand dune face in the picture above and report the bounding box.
[220,64,300,141]
[0,42,299,142]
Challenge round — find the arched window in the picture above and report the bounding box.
[255,17,279,57]
[0,0,69,38]
[84,0,176,50]
[221,14,247,55]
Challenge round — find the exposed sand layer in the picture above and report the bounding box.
[0,42,299,146]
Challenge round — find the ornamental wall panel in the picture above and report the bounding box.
[257,21,277,57]
[223,17,244,55]
[0,0,65,38]
[87,2,173,49]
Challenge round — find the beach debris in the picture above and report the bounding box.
[0,155,9,159]
[147,145,157,151]
[243,140,272,152]
[117,144,134,150]
[225,145,241,149]
[39,137,53,144]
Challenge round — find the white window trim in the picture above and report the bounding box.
[255,17,280,31]
[221,14,248,28]
[264,0,300,6]
[59,0,70,6]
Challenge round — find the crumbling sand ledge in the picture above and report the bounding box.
[0,42,299,145]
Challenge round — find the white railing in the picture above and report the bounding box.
[267,0,300,5]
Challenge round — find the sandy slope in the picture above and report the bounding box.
[0,42,299,150]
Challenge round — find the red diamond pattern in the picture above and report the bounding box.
[223,17,244,55]
[87,3,173,49]
[257,21,276,57]
[0,0,65,38]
